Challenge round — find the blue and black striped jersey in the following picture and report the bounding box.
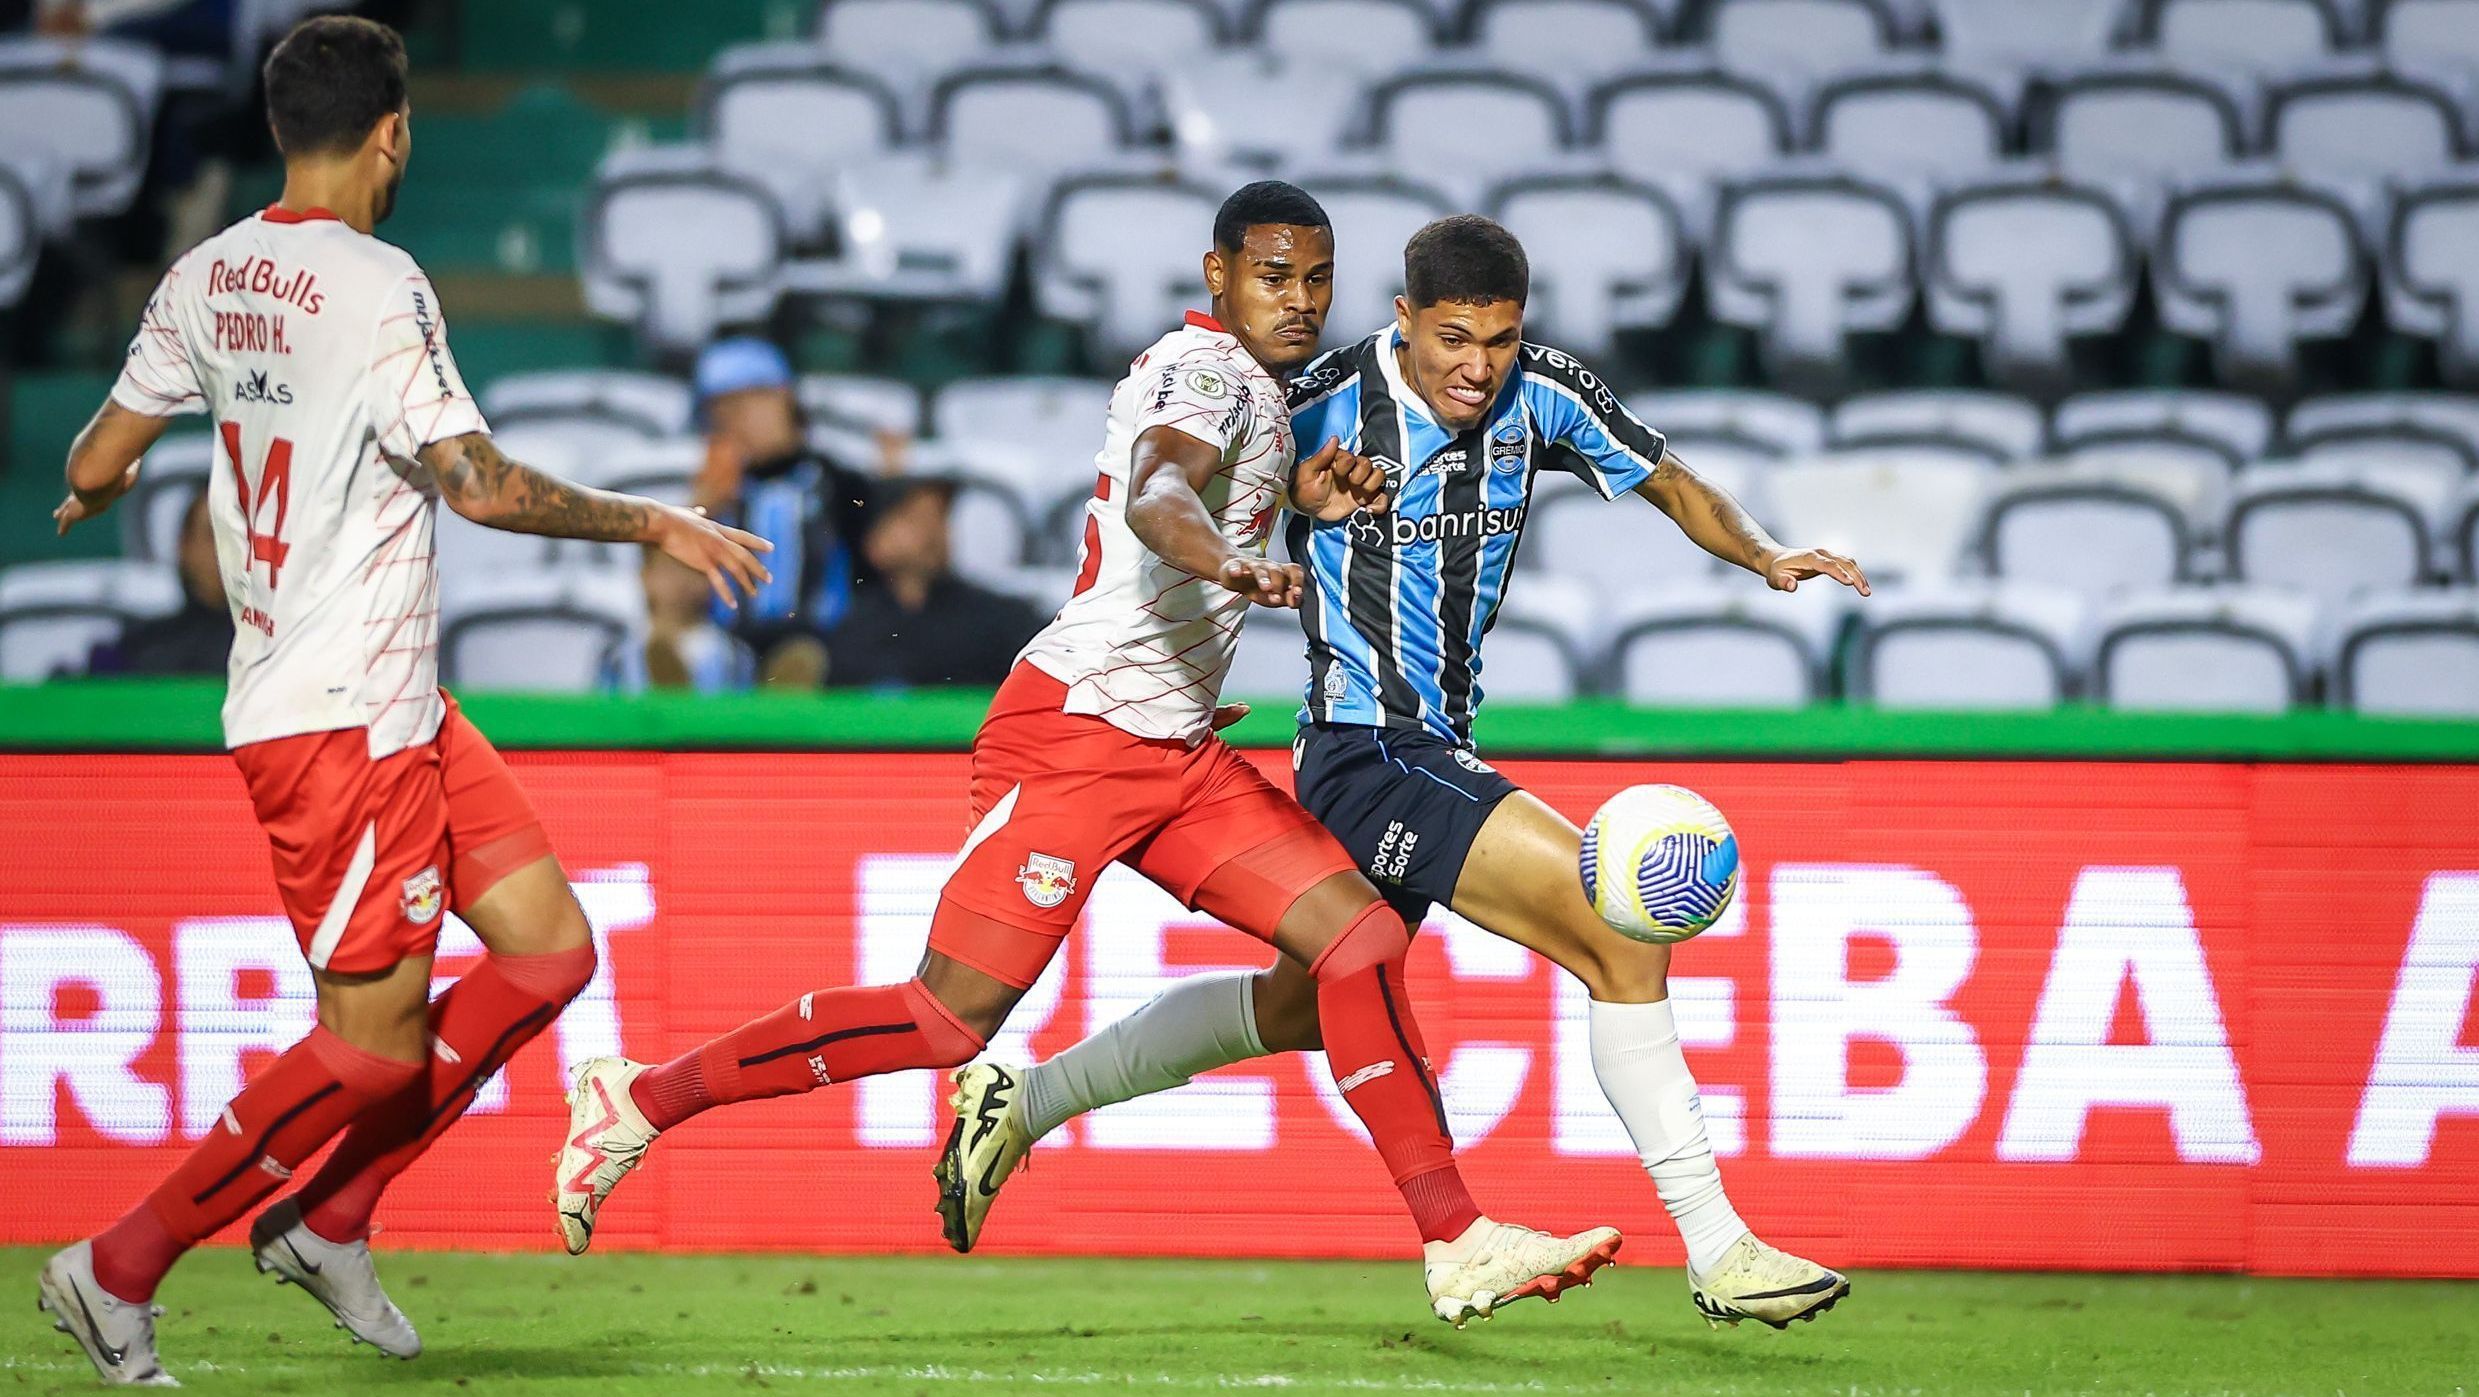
[1284,328,1665,742]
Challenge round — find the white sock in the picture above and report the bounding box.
[1021,972,1269,1140]
[1587,997,1749,1276]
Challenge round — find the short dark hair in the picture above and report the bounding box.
[1403,215,1529,309]
[1213,180,1330,254]
[263,16,408,158]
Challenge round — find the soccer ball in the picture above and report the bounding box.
[1579,784,1740,944]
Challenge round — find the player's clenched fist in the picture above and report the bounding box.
[1290,436,1389,522]
[653,504,775,608]
[1218,555,1305,608]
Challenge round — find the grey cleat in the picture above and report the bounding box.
[249,1200,421,1359]
[36,1240,179,1387]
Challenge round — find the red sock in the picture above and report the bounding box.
[1312,905,1483,1244]
[90,1027,420,1302]
[293,945,596,1244]
[631,979,985,1131]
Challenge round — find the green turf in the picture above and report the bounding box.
[5,1250,2472,1395]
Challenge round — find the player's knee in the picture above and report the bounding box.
[1307,900,1411,984]
[1571,928,1669,1003]
[902,977,992,1069]
[494,939,597,1007]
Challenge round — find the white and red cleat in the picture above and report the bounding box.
[1423,1220,1623,1328]
[554,1057,660,1255]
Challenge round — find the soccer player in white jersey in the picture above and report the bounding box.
[37,18,770,1386]
[558,183,1623,1327]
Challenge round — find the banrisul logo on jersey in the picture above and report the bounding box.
[1348,501,1527,550]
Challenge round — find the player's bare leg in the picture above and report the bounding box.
[48,960,431,1385]
[256,855,597,1355]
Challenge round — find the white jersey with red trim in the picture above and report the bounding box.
[112,206,488,759]
[1018,311,1296,744]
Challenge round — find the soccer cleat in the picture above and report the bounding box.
[36,1241,178,1387]
[1689,1233,1850,1330]
[1423,1220,1623,1329]
[933,1063,1035,1253]
[249,1199,421,1359]
[555,1056,661,1256]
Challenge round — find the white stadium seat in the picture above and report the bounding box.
[1522,456,1764,591]
[1831,390,2047,461]
[1161,52,1361,168]
[1035,175,1225,363]
[2138,0,2341,77]
[2380,0,2479,83]
[1481,578,1590,704]
[1251,0,1441,70]
[1466,0,1665,79]
[1810,72,2009,187]
[0,38,159,218]
[2054,388,2275,460]
[2289,392,2479,460]
[0,560,182,682]
[582,147,786,352]
[1927,179,2139,386]
[2384,181,2479,385]
[699,49,901,244]
[1765,449,1992,583]
[2267,76,2463,194]
[2093,585,2320,711]
[1604,580,1847,707]
[2049,436,2239,522]
[0,160,40,310]
[2155,176,2368,386]
[1930,0,2121,81]
[441,569,644,693]
[2332,588,2479,717]
[1037,0,1228,66]
[1364,69,1573,208]
[483,371,695,439]
[816,0,1003,81]
[2288,425,2475,487]
[1980,469,2198,600]
[932,376,1114,499]
[1708,174,1915,378]
[2041,68,2245,231]
[1589,73,1793,238]
[932,64,1135,176]
[1855,581,2087,710]
[811,155,1025,304]
[798,373,922,439]
[1708,0,1896,86]
[2458,478,2479,582]
[1295,174,1452,343]
[1630,389,1827,456]
[1487,174,1688,360]
[117,434,217,566]
[1225,600,1309,701]
[947,476,1038,584]
[2225,462,2443,603]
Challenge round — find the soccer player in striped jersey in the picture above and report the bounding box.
[955,216,1869,1331]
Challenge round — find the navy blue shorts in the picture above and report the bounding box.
[1291,722,1520,923]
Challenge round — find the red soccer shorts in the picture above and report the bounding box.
[929,663,1358,988]
[230,691,552,976]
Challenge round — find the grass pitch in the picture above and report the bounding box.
[4,1248,2471,1395]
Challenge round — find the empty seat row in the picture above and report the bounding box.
[808,0,2479,88]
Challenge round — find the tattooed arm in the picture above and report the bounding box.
[1633,447,1870,596]
[413,431,776,606]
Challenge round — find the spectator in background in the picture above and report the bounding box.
[691,337,881,687]
[639,547,753,693]
[92,489,230,676]
[824,475,1045,689]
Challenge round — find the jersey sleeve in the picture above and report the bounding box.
[367,270,489,461]
[109,260,206,418]
[1522,344,1666,501]
[1131,347,1256,456]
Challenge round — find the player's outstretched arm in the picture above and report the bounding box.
[416,431,775,607]
[1126,424,1310,608]
[53,400,175,535]
[1633,449,1870,597]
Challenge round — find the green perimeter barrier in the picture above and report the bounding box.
[6,681,2479,760]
